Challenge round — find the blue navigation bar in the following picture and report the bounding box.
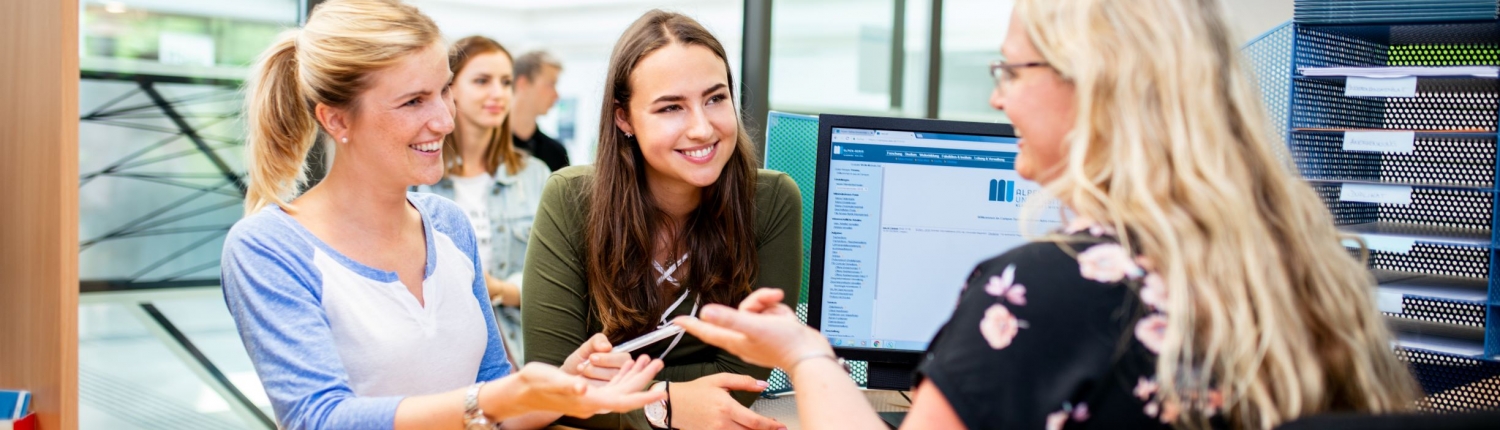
[830,143,1016,170]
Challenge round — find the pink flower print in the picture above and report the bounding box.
[1135,314,1169,354]
[1077,243,1144,283]
[985,265,1028,306]
[979,304,1022,349]
[1139,273,1168,311]
[985,265,1015,296]
[1045,410,1068,430]
[1071,403,1090,421]
[1004,284,1027,306]
[1134,377,1159,401]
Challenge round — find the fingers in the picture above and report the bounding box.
[587,351,634,368]
[576,356,665,416]
[587,333,612,353]
[613,356,663,389]
[699,304,766,334]
[564,333,614,375]
[766,302,795,317]
[738,288,785,313]
[569,333,605,358]
[703,373,770,393]
[673,315,748,351]
[591,389,668,413]
[727,403,785,430]
[577,351,631,381]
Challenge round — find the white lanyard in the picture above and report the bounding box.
[652,254,696,358]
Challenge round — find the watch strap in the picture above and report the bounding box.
[463,382,501,430]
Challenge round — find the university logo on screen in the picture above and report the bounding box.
[988,179,1016,202]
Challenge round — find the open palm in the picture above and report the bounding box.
[513,355,665,418]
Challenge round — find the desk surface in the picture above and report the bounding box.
[545,390,911,430]
[751,389,912,430]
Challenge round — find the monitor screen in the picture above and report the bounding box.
[812,117,1059,356]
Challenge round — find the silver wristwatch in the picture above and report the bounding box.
[644,382,669,428]
[464,382,501,430]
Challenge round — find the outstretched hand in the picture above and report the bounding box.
[511,355,666,418]
[674,288,833,371]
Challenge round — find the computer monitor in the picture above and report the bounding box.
[808,114,1057,390]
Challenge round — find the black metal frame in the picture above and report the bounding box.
[140,303,276,428]
[79,70,246,291]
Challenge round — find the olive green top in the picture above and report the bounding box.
[521,165,804,429]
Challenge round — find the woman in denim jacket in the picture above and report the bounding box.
[421,35,551,361]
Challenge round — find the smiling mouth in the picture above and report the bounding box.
[676,143,717,161]
[411,140,441,153]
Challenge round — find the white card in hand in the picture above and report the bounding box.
[613,325,686,354]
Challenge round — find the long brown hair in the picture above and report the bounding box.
[586,10,761,343]
[442,36,524,177]
[244,0,441,213]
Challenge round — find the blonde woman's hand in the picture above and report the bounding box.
[506,356,666,418]
[674,288,833,372]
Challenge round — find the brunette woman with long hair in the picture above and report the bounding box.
[522,10,802,430]
[222,1,663,428]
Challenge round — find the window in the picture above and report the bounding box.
[78,1,295,428]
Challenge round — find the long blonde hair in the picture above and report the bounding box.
[243,0,442,214]
[1014,0,1419,427]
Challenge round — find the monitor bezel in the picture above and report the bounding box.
[808,113,1018,366]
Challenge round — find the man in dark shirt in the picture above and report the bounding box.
[512,50,570,172]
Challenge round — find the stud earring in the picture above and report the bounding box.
[624,132,633,138]
[341,137,348,143]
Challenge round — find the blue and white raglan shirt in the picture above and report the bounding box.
[221,193,512,430]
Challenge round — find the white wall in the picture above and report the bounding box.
[1226,0,1294,44]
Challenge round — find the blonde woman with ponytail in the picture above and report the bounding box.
[220,1,663,429]
[677,0,1421,429]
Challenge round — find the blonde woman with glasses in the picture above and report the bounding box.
[677,0,1420,429]
[220,1,663,428]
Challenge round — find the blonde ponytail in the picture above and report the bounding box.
[244,32,318,214]
[240,0,442,214]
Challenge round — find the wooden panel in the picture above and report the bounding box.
[0,0,80,429]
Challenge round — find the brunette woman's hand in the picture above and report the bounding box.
[560,333,634,387]
[669,373,785,430]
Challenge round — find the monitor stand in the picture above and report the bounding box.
[878,412,906,429]
[864,362,916,429]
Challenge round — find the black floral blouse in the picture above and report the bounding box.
[916,219,1223,429]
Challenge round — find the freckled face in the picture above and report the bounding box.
[340,43,456,187]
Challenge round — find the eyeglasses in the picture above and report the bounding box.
[989,58,1052,94]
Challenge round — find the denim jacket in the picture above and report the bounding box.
[419,155,551,281]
